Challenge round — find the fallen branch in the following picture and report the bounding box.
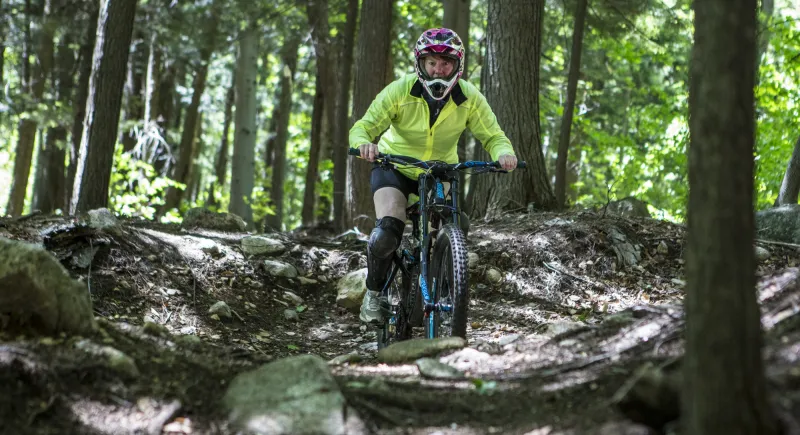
[754,239,800,249]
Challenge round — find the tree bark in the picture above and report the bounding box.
[207,79,234,208]
[264,36,300,231]
[303,70,325,226]
[6,0,55,216]
[67,5,99,207]
[159,0,221,216]
[70,0,138,214]
[684,0,777,433]
[302,0,334,227]
[469,0,556,219]
[776,136,800,205]
[121,30,145,153]
[229,25,259,229]
[347,0,393,232]
[332,0,359,232]
[33,30,75,213]
[443,0,471,206]
[554,0,587,210]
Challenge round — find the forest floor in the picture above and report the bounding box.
[1,209,800,435]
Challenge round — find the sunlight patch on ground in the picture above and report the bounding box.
[70,397,174,434]
[539,369,602,393]
[136,228,244,262]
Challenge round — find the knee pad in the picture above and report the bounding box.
[368,216,405,259]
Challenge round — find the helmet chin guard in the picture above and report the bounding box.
[413,28,465,100]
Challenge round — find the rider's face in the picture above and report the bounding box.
[423,55,455,78]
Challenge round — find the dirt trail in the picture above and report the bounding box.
[1,211,799,435]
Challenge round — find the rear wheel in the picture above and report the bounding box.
[425,223,469,339]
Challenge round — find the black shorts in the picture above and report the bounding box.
[370,165,420,198]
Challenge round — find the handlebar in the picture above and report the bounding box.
[347,148,527,170]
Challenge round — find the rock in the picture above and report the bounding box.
[283,309,299,321]
[328,351,362,365]
[297,277,318,285]
[335,268,368,314]
[440,347,493,369]
[71,244,99,269]
[0,237,96,336]
[755,245,771,262]
[612,361,681,430]
[85,208,121,232]
[377,337,467,364]
[282,291,304,306]
[607,226,643,268]
[241,236,286,256]
[209,301,232,319]
[485,268,503,284]
[222,355,363,435]
[142,321,169,337]
[498,333,521,346]
[175,334,201,347]
[415,358,465,379]
[543,321,586,337]
[755,204,800,244]
[656,241,668,255]
[606,197,651,218]
[181,207,247,232]
[467,252,479,269]
[75,340,139,379]
[263,260,298,278]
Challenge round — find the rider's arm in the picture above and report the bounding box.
[349,81,401,149]
[465,90,516,161]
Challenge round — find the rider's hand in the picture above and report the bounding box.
[498,154,517,170]
[360,143,379,162]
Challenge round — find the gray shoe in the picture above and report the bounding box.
[359,290,389,324]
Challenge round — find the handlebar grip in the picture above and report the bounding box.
[348,148,361,156]
[518,161,527,169]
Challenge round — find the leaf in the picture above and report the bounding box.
[287,344,299,350]
[296,305,307,313]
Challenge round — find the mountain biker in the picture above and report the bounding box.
[349,27,519,324]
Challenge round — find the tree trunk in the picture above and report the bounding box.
[554,0,587,210]
[33,31,75,213]
[67,5,99,207]
[264,36,300,231]
[302,70,325,226]
[302,0,334,227]
[776,136,800,205]
[683,0,777,433]
[6,0,55,216]
[186,112,204,203]
[70,0,138,214]
[143,26,160,125]
[121,30,145,153]
[229,25,259,229]
[347,0,393,232]
[443,0,471,205]
[159,1,221,216]
[207,79,234,208]
[469,0,556,219]
[152,60,176,175]
[332,0,359,232]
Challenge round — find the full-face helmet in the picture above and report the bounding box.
[413,28,465,100]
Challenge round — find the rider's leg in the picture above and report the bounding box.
[360,187,408,323]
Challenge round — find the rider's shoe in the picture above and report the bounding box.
[359,290,390,324]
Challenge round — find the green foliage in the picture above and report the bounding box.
[109,145,183,220]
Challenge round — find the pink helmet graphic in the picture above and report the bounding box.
[414,28,465,100]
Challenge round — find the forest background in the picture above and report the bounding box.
[0,0,799,230]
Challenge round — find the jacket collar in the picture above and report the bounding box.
[411,80,467,106]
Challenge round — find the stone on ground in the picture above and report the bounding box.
[335,268,368,313]
[263,260,298,278]
[415,358,465,379]
[241,236,286,255]
[0,237,95,336]
[181,207,247,232]
[222,354,364,434]
[377,337,467,364]
[755,204,800,244]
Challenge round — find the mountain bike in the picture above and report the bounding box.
[348,148,526,348]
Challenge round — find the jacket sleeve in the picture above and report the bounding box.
[349,81,400,149]
[466,90,516,161]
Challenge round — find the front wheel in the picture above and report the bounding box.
[377,266,413,349]
[425,223,469,339]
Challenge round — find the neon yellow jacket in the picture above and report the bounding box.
[349,73,515,180]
